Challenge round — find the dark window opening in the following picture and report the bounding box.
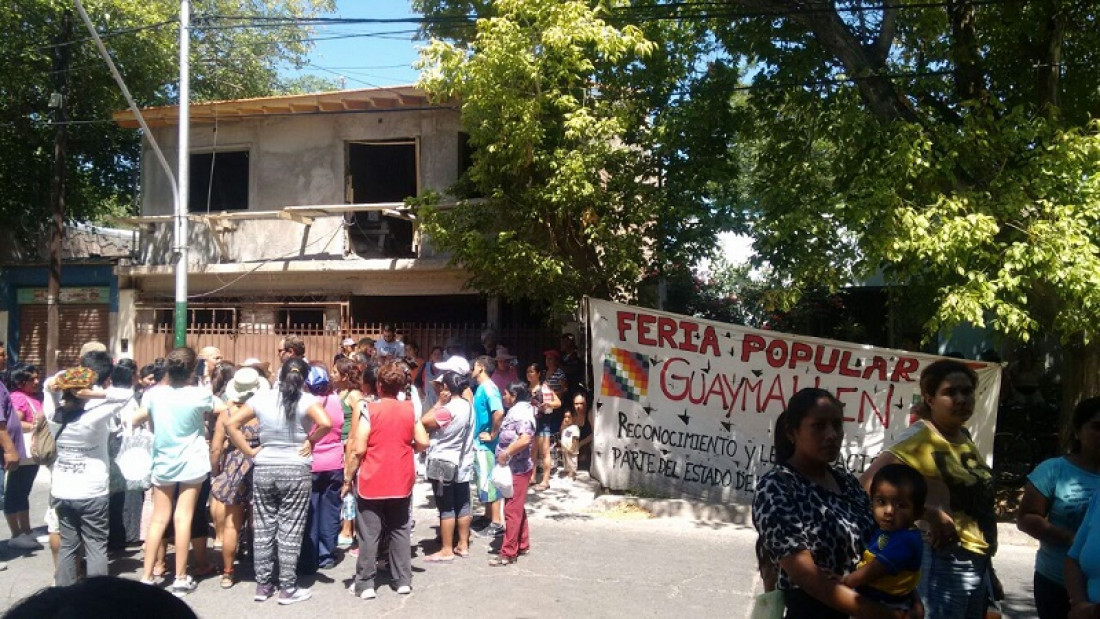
[346,141,417,259]
[350,295,486,325]
[276,308,325,333]
[190,151,249,212]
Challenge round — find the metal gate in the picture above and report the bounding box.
[133,321,559,371]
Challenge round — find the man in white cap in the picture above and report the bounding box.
[334,338,357,364]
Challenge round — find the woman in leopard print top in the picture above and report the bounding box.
[753,388,902,619]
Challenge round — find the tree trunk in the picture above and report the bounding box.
[726,0,919,124]
[46,12,72,376]
[946,0,986,103]
[1060,338,1100,434]
[1036,0,1066,115]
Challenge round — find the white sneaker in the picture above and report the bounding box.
[0,562,7,571]
[35,534,50,544]
[170,576,197,597]
[396,585,411,595]
[277,587,312,605]
[360,587,376,600]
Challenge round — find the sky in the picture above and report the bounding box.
[291,0,756,268]
[287,0,424,88]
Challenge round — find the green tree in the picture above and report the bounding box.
[0,0,333,239]
[415,0,742,320]
[700,0,1100,408]
[416,0,658,318]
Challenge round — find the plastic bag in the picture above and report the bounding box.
[491,463,514,498]
[749,590,784,619]
[115,420,153,491]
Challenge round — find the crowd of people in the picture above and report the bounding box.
[8,328,1100,616]
[754,359,1100,619]
[0,327,593,605]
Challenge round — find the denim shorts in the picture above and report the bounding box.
[919,544,991,619]
[536,414,561,436]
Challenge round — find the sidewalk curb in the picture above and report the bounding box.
[587,488,1040,548]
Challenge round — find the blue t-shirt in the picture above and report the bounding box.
[472,382,503,452]
[1027,456,1100,585]
[1067,493,1100,603]
[856,527,923,605]
[144,385,213,483]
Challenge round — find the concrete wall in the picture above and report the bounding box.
[139,215,346,266]
[138,107,461,266]
[141,108,462,215]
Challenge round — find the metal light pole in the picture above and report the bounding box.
[174,0,190,348]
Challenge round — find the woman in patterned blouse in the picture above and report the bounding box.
[753,388,904,619]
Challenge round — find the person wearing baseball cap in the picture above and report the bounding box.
[436,354,471,377]
[334,338,357,365]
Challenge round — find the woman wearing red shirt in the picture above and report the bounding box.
[343,361,429,600]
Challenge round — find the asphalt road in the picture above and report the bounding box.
[0,474,1042,618]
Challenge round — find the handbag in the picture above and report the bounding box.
[749,589,784,619]
[491,463,514,498]
[115,417,153,490]
[425,404,474,483]
[31,411,65,466]
[425,457,458,482]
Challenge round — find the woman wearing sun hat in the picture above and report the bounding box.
[209,366,264,588]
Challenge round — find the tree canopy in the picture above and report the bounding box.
[417,0,1100,403]
[0,0,333,240]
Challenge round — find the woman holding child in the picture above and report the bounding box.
[753,388,904,618]
[862,359,996,619]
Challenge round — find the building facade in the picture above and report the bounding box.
[114,87,553,366]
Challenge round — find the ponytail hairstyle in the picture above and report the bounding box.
[335,358,362,393]
[279,357,310,420]
[165,347,198,387]
[773,388,842,465]
[361,362,379,397]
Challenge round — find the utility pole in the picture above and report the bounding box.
[175,0,190,348]
[46,11,73,376]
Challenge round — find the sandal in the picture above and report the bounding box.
[534,482,550,491]
[488,556,516,567]
[152,565,167,579]
[220,571,236,589]
[453,547,469,558]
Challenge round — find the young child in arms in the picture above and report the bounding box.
[843,463,927,611]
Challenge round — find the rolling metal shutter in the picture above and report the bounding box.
[19,304,109,369]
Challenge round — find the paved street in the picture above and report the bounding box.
[0,473,1042,618]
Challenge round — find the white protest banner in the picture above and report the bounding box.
[588,298,1001,504]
